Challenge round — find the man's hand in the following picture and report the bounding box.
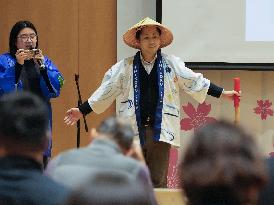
[221,90,242,101]
[64,108,83,125]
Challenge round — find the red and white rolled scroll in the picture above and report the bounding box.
[233,78,240,124]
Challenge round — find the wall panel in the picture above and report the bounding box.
[0,0,116,156]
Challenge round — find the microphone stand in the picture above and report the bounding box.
[74,74,88,148]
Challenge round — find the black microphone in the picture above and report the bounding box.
[36,58,45,69]
[29,46,45,69]
[30,46,54,93]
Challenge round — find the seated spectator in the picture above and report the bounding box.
[180,120,268,205]
[258,157,274,205]
[46,116,156,205]
[0,91,68,205]
[64,170,152,205]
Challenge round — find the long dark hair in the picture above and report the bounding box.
[9,21,39,58]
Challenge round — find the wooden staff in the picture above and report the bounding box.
[233,78,240,124]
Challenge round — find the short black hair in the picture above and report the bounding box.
[65,171,150,205]
[97,116,134,150]
[0,91,48,149]
[135,26,161,40]
[9,20,39,57]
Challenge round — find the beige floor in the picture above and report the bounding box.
[154,189,186,205]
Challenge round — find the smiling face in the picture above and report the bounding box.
[138,26,161,59]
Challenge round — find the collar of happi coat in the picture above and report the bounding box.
[132,50,165,145]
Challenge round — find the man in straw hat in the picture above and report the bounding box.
[64,17,240,188]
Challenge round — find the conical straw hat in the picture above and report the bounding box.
[123,17,173,49]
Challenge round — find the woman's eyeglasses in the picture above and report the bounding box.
[17,33,37,41]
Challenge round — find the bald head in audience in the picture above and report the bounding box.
[64,171,151,205]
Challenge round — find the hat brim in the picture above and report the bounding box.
[123,24,173,49]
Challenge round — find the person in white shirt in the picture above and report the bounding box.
[64,17,240,188]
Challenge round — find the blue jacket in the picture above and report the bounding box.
[0,53,64,157]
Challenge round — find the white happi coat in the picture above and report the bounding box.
[87,53,210,147]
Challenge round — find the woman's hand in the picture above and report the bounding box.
[33,49,45,66]
[15,49,28,65]
[64,108,83,125]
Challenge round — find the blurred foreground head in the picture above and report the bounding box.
[96,116,135,152]
[65,171,150,205]
[0,91,48,155]
[180,120,267,205]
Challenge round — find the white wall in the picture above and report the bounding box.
[117,0,156,61]
[162,0,274,63]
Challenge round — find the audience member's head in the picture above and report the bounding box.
[0,91,48,160]
[180,120,267,205]
[64,171,150,205]
[258,157,274,205]
[94,116,135,153]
